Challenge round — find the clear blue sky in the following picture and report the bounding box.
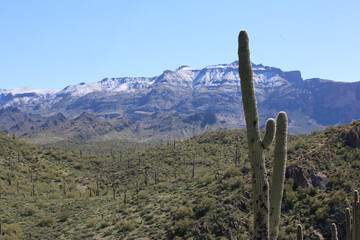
[1,0,359,90]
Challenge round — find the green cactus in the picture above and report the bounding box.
[145,170,148,186]
[192,159,195,178]
[238,30,288,239]
[297,224,303,240]
[331,223,338,240]
[269,112,288,239]
[346,208,351,240]
[349,190,360,240]
[234,146,241,167]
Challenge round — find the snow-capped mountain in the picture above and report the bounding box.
[1,61,360,138]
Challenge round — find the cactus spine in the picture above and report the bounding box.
[297,224,303,240]
[238,30,288,240]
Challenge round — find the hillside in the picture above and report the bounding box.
[1,108,224,144]
[0,121,359,239]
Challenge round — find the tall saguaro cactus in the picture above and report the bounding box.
[238,30,288,239]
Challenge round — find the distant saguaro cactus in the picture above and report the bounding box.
[347,190,360,240]
[238,30,288,240]
[331,223,338,240]
[234,146,241,167]
[297,224,303,240]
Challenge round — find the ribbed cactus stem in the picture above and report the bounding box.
[331,223,338,240]
[346,208,351,240]
[297,224,303,240]
[239,30,277,239]
[269,112,288,240]
[239,30,271,239]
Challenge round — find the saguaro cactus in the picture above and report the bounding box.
[346,208,351,240]
[238,30,288,239]
[234,146,241,167]
[297,224,303,240]
[347,190,360,240]
[331,223,338,240]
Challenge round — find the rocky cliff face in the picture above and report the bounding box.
[1,61,360,137]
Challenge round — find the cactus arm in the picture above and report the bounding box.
[269,112,288,240]
[238,30,270,239]
[331,223,338,240]
[261,118,275,149]
[346,208,351,240]
[297,224,303,240]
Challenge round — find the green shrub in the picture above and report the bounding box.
[223,166,242,178]
[194,196,216,217]
[48,192,61,199]
[156,181,170,189]
[173,206,193,220]
[3,223,22,237]
[58,209,70,222]
[86,218,98,228]
[134,190,149,202]
[197,173,213,186]
[117,204,129,213]
[22,204,39,216]
[38,215,56,227]
[117,219,135,232]
[173,217,193,237]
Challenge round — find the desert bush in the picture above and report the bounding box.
[194,196,216,218]
[22,204,39,216]
[38,215,56,227]
[156,181,170,190]
[48,192,61,199]
[3,223,22,237]
[173,206,193,220]
[117,203,129,213]
[117,219,135,232]
[86,218,98,228]
[197,172,213,186]
[58,209,70,222]
[173,217,193,237]
[133,190,149,202]
[223,166,242,178]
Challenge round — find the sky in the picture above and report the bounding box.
[0,0,359,90]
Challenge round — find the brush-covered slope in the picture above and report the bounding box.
[0,121,360,239]
[2,108,225,143]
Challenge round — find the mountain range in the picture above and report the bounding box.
[1,61,360,142]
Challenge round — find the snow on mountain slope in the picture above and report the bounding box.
[0,61,300,111]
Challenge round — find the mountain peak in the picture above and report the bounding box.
[74,112,98,121]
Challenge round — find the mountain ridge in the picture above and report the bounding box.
[1,61,360,140]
